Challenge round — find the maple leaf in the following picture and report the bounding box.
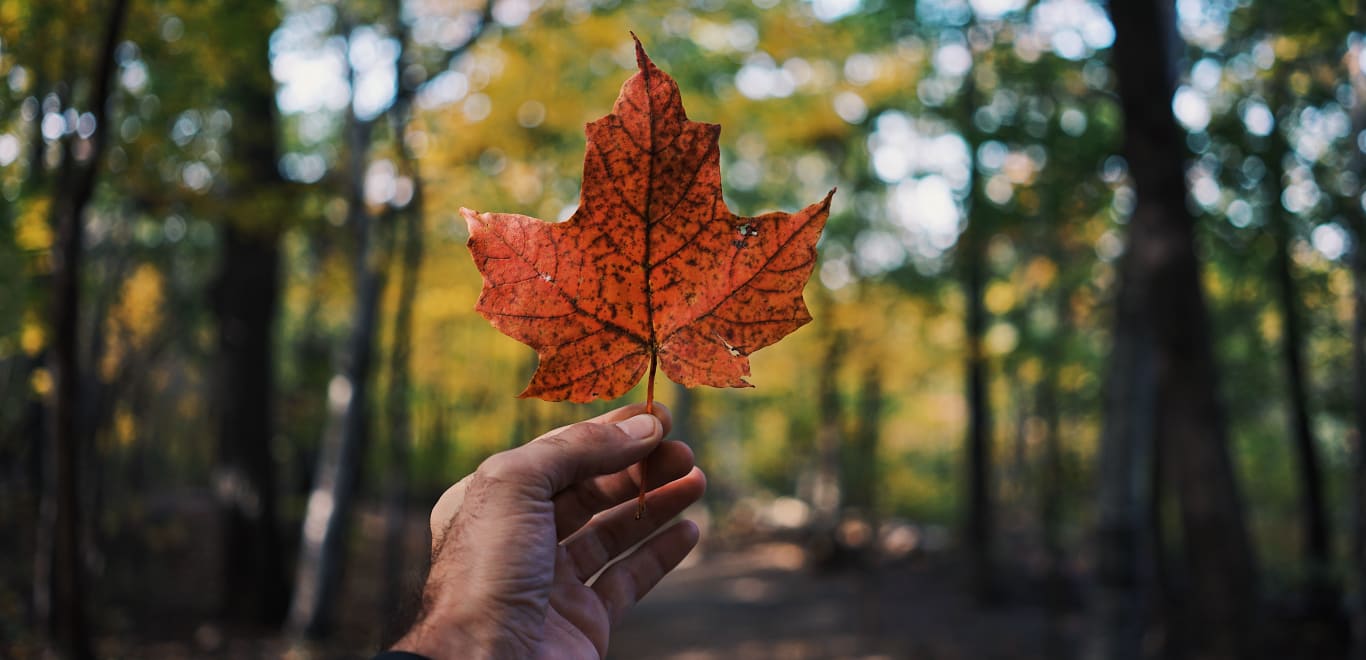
[463,35,833,404]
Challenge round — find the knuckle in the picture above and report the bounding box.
[538,431,576,453]
[477,452,519,481]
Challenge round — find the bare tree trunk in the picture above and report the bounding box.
[954,65,1000,603]
[381,3,425,624]
[210,0,290,625]
[849,361,882,516]
[964,232,995,603]
[1265,119,1334,613]
[809,326,846,566]
[962,89,996,600]
[213,227,287,623]
[1353,209,1366,660]
[1347,22,1366,660]
[1038,290,1066,614]
[380,203,419,633]
[1107,2,1259,658]
[29,32,63,639]
[43,1,130,656]
[287,21,389,633]
[1092,253,1159,660]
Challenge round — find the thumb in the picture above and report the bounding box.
[489,414,663,498]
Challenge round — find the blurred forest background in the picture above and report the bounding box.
[3,0,1366,658]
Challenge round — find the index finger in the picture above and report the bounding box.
[485,414,663,499]
[534,402,674,443]
[428,403,675,546]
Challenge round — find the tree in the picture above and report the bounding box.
[288,2,492,637]
[1106,1,1259,658]
[960,72,997,605]
[1264,78,1333,614]
[42,0,131,656]
[210,0,291,625]
[381,0,427,626]
[1347,6,1366,656]
[286,17,390,635]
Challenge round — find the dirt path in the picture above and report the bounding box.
[609,541,1075,660]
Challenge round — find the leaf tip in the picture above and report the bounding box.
[630,31,649,70]
[460,207,485,235]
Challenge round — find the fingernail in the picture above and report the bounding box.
[616,414,660,442]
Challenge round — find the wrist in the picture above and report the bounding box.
[390,610,492,660]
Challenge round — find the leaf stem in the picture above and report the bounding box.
[637,351,658,519]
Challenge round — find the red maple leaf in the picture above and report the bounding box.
[463,35,833,406]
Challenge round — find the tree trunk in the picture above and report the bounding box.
[1347,22,1366,660]
[809,326,846,564]
[849,361,882,515]
[43,1,130,655]
[957,65,998,603]
[1265,122,1334,612]
[380,202,419,635]
[964,229,995,603]
[1107,2,1259,658]
[962,86,996,600]
[287,29,388,632]
[1038,300,1065,614]
[212,227,287,624]
[1092,249,1159,660]
[381,7,425,624]
[1352,204,1366,660]
[211,0,290,625]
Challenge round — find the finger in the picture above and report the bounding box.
[483,414,663,498]
[565,467,706,581]
[553,440,695,539]
[429,404,675,547]
[591,519,700,625]
[548,549,610,657]
[533,402,674,443]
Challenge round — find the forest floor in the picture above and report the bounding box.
[607,540,1078,660]
[3,497,1082,659]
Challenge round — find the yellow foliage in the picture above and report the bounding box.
[20,316,44,355]
[1259,308,1282,345]
[1060,363,1092,393]
[102,264,166,381]
[15,199,53,252]
[984,281,1016,315]
[114,407,136,448]
[30,367,51,396]
[1203,267,1226,300]
[1023,256,1057,291]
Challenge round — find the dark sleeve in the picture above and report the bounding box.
[373,652,430,660]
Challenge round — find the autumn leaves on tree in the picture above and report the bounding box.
[464,36,832,411]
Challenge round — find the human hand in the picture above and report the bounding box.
[391,403,706,660]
